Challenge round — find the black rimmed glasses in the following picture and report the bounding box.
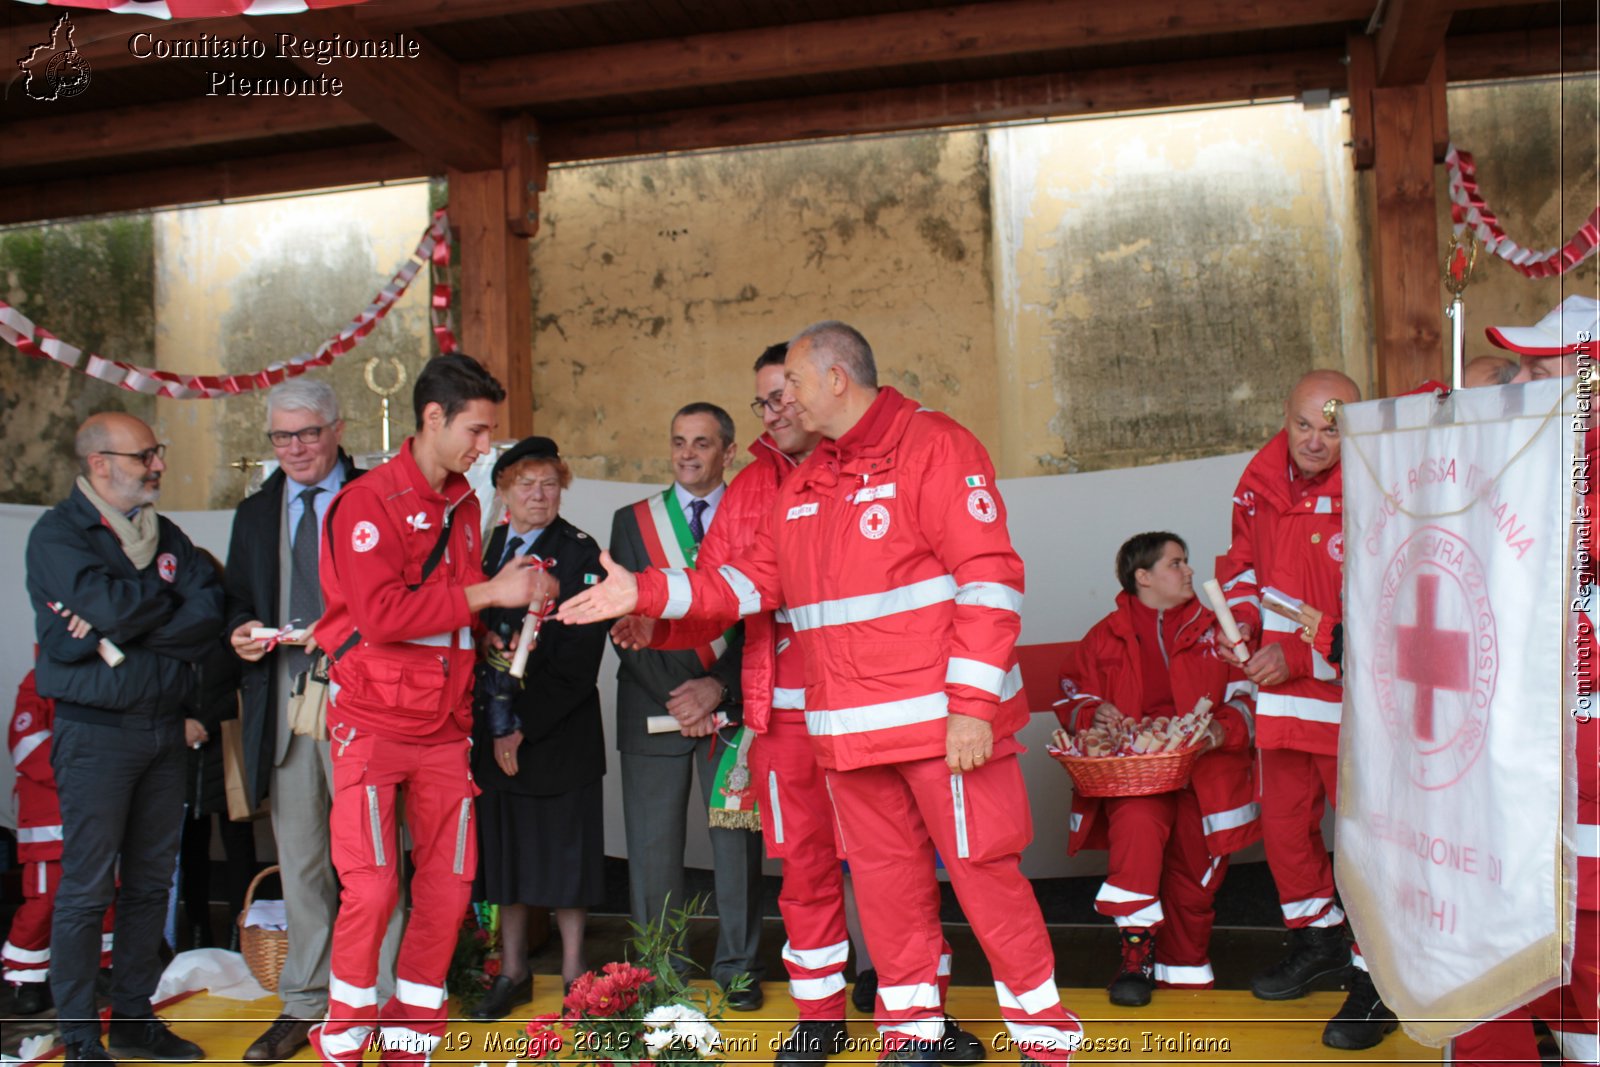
[750,391,788,417]
[267,424,329,447]
[98,444,167,467]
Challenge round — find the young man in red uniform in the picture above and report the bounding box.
[310,354,557,1066]
[1445,296,1599,1066]
[4,669,114,1015]
[1215,369,1400,1050]
[624,344,984,1066]
[1056,533,1259,1007]
[563,321,1085,1064]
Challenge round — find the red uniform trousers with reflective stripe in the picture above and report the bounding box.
[1259,749,1345,931]
[752,713,850,1021]
[1094,789,1227,988]
[320,731,478,1065]
[3,861,114,984]
[827,753,1082,1060]
[1446,908,1598,1065]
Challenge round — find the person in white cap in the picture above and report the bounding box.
[1446,293,1599,1067]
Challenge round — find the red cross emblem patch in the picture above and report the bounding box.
[966,489,997,523]
[860,504,891,540]
[351,520,381,553]
[156,552,177,583]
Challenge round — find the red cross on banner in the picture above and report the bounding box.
[1395,573,1471,742]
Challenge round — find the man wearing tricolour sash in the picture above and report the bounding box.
[608,401,765,1009]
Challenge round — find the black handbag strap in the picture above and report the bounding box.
[324,493,458,662]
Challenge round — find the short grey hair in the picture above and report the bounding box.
[266,377,341,425]
[73,419,112,476]
[790,320,878,389]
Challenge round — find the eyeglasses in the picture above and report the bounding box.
[750,391,788,416]
[97,444,166,467]
[267,424,329,447]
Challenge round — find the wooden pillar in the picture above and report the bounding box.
[447,116,543,439]
[1370,83,1444,396]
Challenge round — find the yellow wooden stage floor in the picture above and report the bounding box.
[29,981,1444,1065]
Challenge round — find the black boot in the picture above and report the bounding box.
[64,1038,115,1065]
[11,980,52,1015]
[775,1020,849,1067]
[1321,968,1398,1050]
[1250,924,1350,1001]
[468,973,533,1021]
[852,968,878,1014]
[934,1015,986,1064]
[106,1014,203,1062]
[1107,928,1156,1007]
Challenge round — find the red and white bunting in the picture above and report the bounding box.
[1445,144,1600,279]
[0,209,457,400]
[9,0,369,18]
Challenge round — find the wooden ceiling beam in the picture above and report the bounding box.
[1,0,628,74]
[462,0,1375,108]
[273,7,500,171]
[1374,0,1454,86]
[542,49,1350,163]
[0,141,430,226]
[2,94,365,171]
[1446,24,1598,81]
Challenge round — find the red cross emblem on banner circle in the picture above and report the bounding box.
[860,504,891,540]
[1372,525,1497,790]
[967,488,997,523]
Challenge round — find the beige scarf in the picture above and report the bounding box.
[76,475,160,570]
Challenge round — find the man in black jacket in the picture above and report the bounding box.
[27,412,223,1066]
[224,379,400,1062]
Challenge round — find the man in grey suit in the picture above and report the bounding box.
[225,380,401,1062]
[610,402,764,1009]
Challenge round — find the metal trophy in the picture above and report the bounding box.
[364,356,409,452]
[1443,231,1480,390]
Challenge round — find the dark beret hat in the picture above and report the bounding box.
[492,435,561,483]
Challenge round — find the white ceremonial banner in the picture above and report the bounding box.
[1338,379,1577,1046]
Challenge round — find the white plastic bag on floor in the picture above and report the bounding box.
[154,948,273,1002]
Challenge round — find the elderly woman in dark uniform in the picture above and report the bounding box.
[469,437,610,1021]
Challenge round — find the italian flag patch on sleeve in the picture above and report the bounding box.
[965,475,986,487]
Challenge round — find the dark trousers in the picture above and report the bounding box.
[50,716,185,1043]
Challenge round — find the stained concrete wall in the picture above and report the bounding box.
[527,133,997,483]
[150,185,433,510]
[988,104,1371,476]
[0,218,156,505]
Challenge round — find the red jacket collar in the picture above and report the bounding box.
[802,387,918,488]
[749,433,802,475]
[1240,430,1344,512]
[395,437,474,511]
[1106,589,1212,651]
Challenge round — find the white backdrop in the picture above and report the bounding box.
[0,449,1250,877]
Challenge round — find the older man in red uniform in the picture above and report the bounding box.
[309,354,555,1066]
[1217,369,1400,1050]
[563,321,1084,1064]
[1445,296,1599,1067]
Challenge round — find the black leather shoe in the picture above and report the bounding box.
[107,1015,203,1062]
[64,1038,115,1065]
[775,1020,849,1066]
[243,1014,315,1061]
[1250,924,1351,1001]
[934,1016,986,1064]
[11,981,52,1015]
[881,1039,940,1064]
[1321,969,1399,1050]
[851,969,878,1014]
[724,982,765,1012]
[469,973,534,1021]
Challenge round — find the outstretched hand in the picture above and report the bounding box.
[556,550,640,626]
[611,614,657,650]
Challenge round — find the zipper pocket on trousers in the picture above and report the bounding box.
[366,785,387,867]
[452,798,472,875]
[950,774,970,859]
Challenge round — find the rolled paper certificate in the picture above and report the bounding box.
[508,597,551,679]
[646,715,680,734]
[1201,579,1250,661]
[50,601,124,667]
[1261,586,1306,623]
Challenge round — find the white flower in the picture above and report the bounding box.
[643,1004,722,1057]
